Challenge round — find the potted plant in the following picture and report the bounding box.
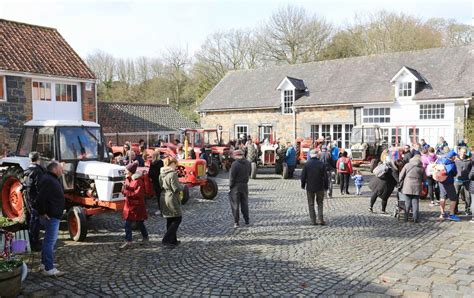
[0,216,24,297]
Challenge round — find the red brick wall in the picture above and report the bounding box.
[81,82,96,122]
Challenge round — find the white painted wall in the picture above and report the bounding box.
[32,80,82,121]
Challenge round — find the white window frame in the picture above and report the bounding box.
[32,80,81,103]
[0,76,6,102]
[362,107,391,124]
[282,90,294,114]
[419,104,445,120]
[235,125,249,140]
[398,82,413,97]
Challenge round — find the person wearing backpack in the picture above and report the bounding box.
[399,155,425,223]
[23,151,46,252]
[436,150,460,221]
[319,145,335,198]
[454,147,472,215]
[421,147,440,206]
[336,151,353,195]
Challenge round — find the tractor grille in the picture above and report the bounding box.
[113,182,123,193]
[351,151,363,160]
[197,164,205,177]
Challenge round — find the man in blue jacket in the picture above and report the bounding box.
[285,142,297,178]
[437,150,460,221]
[301,149,328,225]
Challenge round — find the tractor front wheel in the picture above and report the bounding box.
[282,163,289,179]
[200,178,218,200]
[207,161,219,177]
[0,167,26,223]
[250,162,257,179]
[67,206,88,242]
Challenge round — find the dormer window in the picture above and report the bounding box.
[283,90,294,114]
[276,76,306,115]
[398,82,412,97]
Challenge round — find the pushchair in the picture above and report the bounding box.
[393,182,428,219]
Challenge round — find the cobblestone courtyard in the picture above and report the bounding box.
[22,169,473,297]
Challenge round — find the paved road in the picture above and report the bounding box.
[21,168,473,297]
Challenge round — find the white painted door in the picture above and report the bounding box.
[32,81,82,121]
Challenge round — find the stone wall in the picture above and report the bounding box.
[81,82,96,122]
[0,76,32,150]
[200,106,355,143]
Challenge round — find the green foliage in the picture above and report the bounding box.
[466,105,474,145]
[0,258,22,272]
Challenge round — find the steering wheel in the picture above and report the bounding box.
[176,165,186,177]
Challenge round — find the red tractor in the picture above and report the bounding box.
[349,125,388,171]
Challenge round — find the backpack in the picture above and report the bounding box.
[432,164,447,182]
[338,159,346,171]
[373,163,389,178]
[426,162,436,177]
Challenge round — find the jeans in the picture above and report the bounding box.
[27,208,41,246]
[427,177,440,202]
[327,170,334,198]
[454,182,471,214]
[355,185,362,195]
[339,173,350,194]
[124,220,148,242]
[306,191,325,224]
[40,217,60,271]
[162,217,182,245]
[404,194,420,222]
[153,183,162,211]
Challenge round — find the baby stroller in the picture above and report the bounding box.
[393,182,428,219]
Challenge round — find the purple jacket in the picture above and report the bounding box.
[421,153,437,175]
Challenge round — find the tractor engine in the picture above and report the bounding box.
[76,161,125,202]
[350,143,368,161]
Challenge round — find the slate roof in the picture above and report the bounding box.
[286,76,306,90]
[0,19,95,80]
[198,46,473,111]
[98,102,200,134]
[404,66,428,83]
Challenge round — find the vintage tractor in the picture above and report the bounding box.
[0,120,126,242]
[349,124,387,172]
[249,143,288,179]
[180,128,231,176]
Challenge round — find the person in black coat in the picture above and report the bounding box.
[229,150,251,228]
[469,161,474,222]
[301,149,329,225]
[36,161,65,277]
[149,151,164,215]
[23,152,46,251]
[368,158,403,214]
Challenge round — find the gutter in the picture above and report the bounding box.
[0,70,96,83]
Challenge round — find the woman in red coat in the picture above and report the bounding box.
[120,161,149,249]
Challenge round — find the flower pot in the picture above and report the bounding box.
[0,264,22,297]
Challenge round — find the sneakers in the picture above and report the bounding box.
[368,207,373,213]
[38,263,59,272]
[429,201,440,207]
[234,223,240,228]
[380,211,390,216]
[448,214,461,222]
[119,242,133,250]
[42,268,65,277]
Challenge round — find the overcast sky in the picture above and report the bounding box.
[1,0,472,59]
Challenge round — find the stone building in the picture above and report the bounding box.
[98,102,199,146]
[0,19,97,149]
[198,46,472,148]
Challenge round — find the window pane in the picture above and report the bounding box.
[36,127,55,159]
[72,85,77,102]
[18,128,35,156]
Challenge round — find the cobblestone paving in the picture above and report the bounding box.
[20,169,473,297]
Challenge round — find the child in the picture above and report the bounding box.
[120,161,149,249]
[352,170,364,195]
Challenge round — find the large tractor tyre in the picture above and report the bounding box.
[200,178,218,200]
[0,167,27,223]
[179,185,190,205]
[370,159,380,173]
[282,163,289,179]
[207,161,219,177]
[67,206,88,242]
[250,162,257,179]
[275,162,283,174]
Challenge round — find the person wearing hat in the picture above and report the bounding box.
[229,149,251,228]
[436,150,460,221]
[120,161,149,249]
[301,149,329,225]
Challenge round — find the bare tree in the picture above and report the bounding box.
[259,5,332,64]
[85,50,116,85]
[163,46,190,109]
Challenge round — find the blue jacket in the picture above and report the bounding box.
[352,174,364,187]
[331,147,339,161]
[437,157,457,185]
[285,146,297,166]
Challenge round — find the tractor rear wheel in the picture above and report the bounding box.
[179,185,190,205]
[275,162,283,174]
[370,159,380,173]
[282,163,289,179]
[200,178,218,200]
[0,167,26,223]
[207,161,219,177]
[250,162,257,179]
[67,206,87,242]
